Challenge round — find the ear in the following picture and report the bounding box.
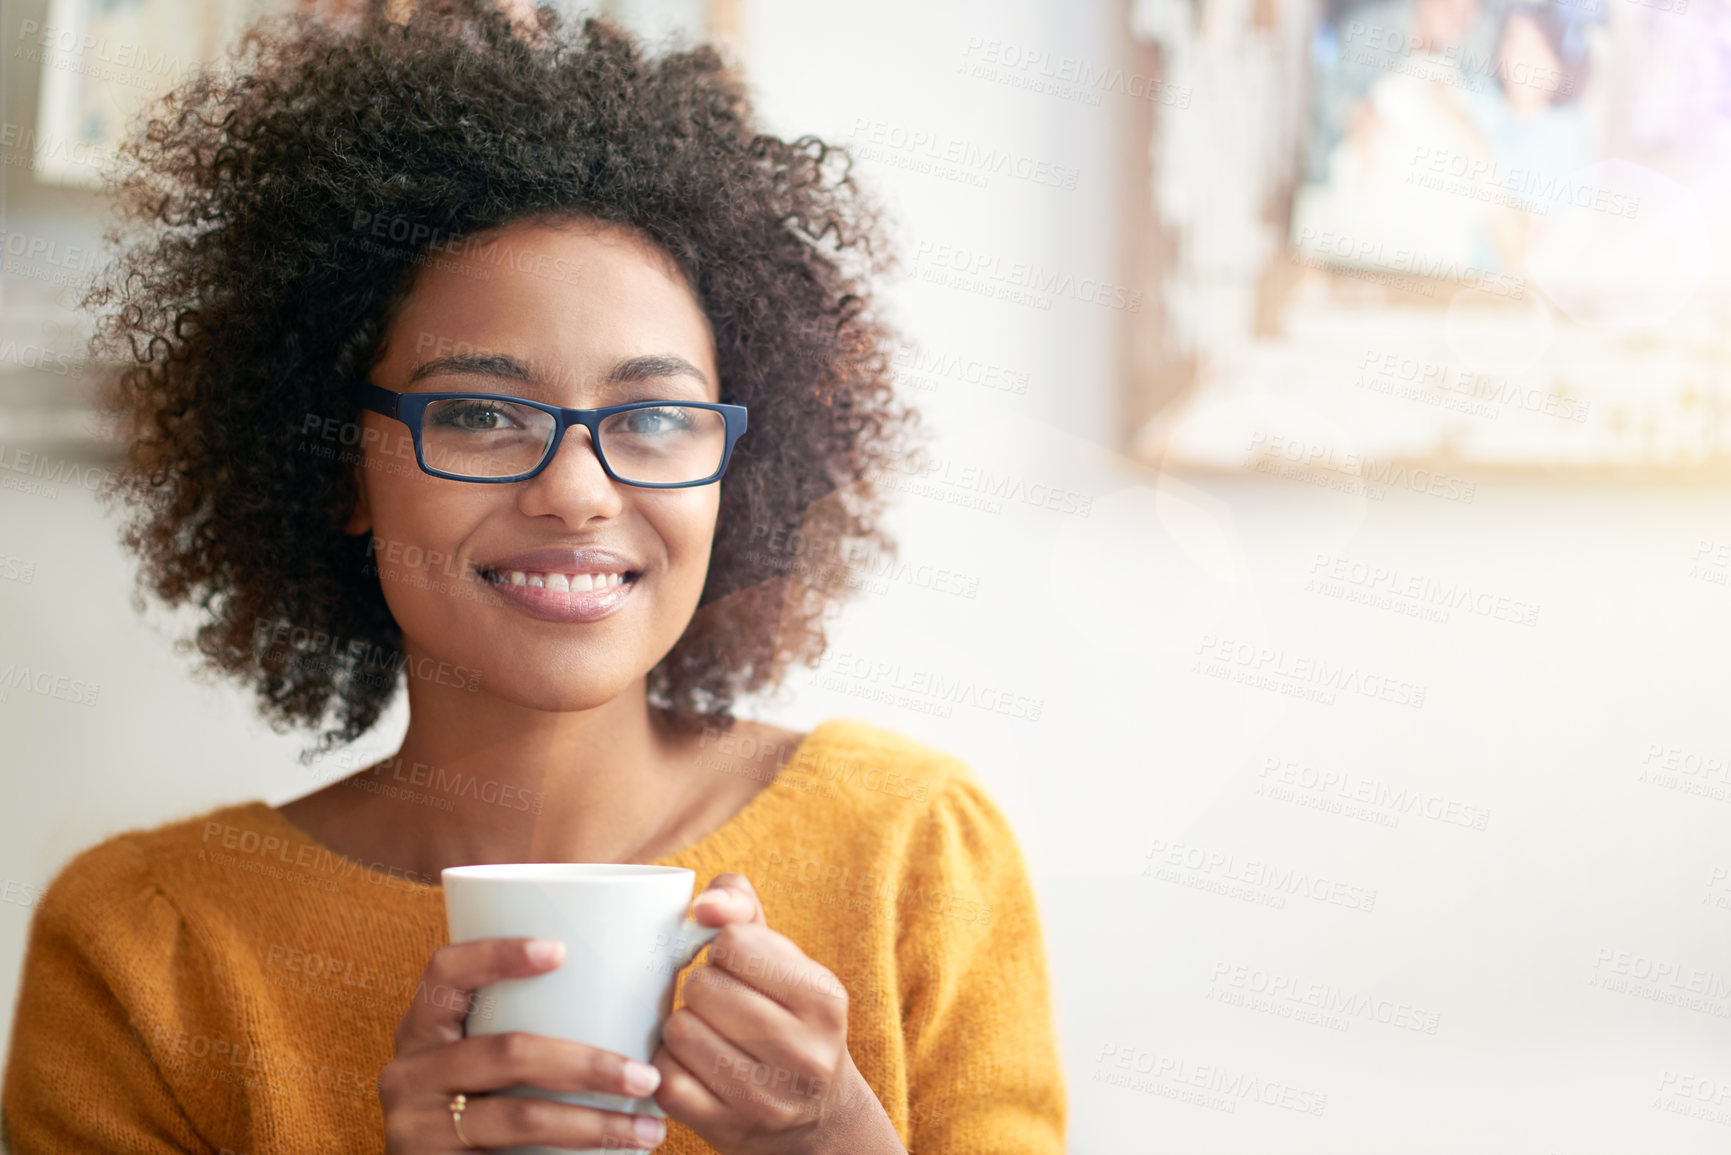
[344,458,373,536]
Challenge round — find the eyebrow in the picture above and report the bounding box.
[405,351,710,390]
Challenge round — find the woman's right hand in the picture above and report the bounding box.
[380,936,670,1152]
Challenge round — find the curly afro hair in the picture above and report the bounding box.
[88,0,921,757]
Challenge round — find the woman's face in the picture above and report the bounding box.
[1499,13,1562,117]
[345,216,723,713]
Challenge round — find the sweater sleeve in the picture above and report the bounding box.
[892,769,1067,1155]
[2,837,218,1154]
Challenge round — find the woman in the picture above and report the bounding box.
[0,4,1067,1153]
[1458,1,1597,272]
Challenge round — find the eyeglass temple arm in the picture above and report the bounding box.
[352,380,401,420]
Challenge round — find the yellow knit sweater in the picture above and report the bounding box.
[2,717,1066,1154]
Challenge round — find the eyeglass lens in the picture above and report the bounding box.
[419,398,728,484]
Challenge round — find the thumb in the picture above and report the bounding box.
[691,872,765,927]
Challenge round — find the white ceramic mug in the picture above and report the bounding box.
[442,863,723,1155]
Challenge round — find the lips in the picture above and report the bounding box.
[472,546,643,624]
[474,545,641,590]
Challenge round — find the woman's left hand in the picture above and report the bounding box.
[650,873,906,1155]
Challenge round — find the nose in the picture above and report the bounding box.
[513,423,625,523]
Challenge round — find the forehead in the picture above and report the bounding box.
[379,216,717,384]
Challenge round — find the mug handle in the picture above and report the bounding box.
[670,916,722,970]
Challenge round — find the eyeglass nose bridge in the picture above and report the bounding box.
[533,414,613,482]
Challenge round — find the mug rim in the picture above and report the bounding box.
[441,862,694,883]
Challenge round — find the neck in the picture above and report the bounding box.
[347,673,703,876]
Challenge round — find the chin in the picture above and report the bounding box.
[486,679,641,715]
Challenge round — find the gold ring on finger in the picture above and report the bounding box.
[448,1092,474,1149]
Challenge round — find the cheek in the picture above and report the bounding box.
[652,492,722,576]
[363,472,487,594]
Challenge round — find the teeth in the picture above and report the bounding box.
[491,569,630,590]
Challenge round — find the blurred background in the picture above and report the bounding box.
[5,0,1731,1150]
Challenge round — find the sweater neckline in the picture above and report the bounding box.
[248,718,844,900]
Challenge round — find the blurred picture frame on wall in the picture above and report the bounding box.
[23,0,737,191]
[1127,0,1731,473]
[1293,0,1607,282]
[25,0,270,189]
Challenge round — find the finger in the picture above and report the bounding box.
[661,1004,772,1115]
[418,1093,667,1153]
[390,1029,665,1099]
[678,966,813,1084]
[703,923,850,1023]
[690,872,764,927]
[652,1039,728,1126]
[660,1004,817,1122]
[395,937,565,1057]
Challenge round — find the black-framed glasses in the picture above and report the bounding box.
[350,381,749,487]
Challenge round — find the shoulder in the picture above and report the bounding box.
[801,717,1015,842]
[29,800,265,938]
[7,804,267,1051]
[793,716,996,816]
[5,805,280,1145]
[802,716,976,787]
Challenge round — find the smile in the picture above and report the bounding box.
[476,567,641,623]
[481,569,633,591]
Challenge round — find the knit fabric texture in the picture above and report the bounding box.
[2,717,1066,1153]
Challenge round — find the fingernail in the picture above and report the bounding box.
[623,1059,661,1096]
[526,939,565,966]
[633,1115,665,1145]
[694,888,727,907]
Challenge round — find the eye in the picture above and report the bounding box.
[617,406,697,435]
[429,400,527,432]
